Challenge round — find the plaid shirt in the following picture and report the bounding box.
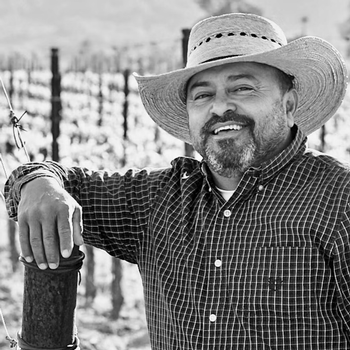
[5,127,350,349]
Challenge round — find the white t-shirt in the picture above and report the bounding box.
[216,187,235,201]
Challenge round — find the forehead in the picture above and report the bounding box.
[187,62,281,89]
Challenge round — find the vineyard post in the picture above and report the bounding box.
[51,47,61,162]
[320,125,326,152]
[17,48,85,349]
[109,69,130,320]
[97,71,103,126]
[182,29,194,157]
[123,68,130,145]
[18,246,84,349]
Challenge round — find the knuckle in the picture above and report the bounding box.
[29,235,42,248]
[57,226,72,239]
[44,232,58,246]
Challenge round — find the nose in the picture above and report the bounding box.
[210,92,236,116]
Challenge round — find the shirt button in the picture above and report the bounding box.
[209,314,217,322]
[214,259,222,267]
[258,185,264,191]
[223,209,231,217]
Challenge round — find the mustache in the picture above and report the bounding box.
[201,110,255,133]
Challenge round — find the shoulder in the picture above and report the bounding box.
[302,147,350,190]
[304,148,350,172]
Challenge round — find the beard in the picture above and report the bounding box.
[204,137,256,177]
[191,102,288,178]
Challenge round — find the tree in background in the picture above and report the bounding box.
[195,0,262,16]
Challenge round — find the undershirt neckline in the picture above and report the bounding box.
[216,186,235,201]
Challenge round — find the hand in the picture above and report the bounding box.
[18,177,84,270]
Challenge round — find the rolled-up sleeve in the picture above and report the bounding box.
[4,161,66,221]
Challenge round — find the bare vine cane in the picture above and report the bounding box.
[0,78,85,349]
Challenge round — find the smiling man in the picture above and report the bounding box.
[186,62,297,188]
[4,13,350,349]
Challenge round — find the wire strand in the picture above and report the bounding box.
[0,153,8,178]
[0,305,17,348]
[0,77,13,111]
[0,78,30,163]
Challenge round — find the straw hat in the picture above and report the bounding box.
[134,13,348,144]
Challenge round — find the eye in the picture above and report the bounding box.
[194,93,212,100]
[189,90,215,103]
[231,86,254,94]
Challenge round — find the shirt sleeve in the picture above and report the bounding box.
[4,160,171,264]
[4,161,66,220]
[332,203,350,333]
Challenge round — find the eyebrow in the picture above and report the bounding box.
[227,74,260,84]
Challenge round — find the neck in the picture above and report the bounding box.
[210,169,243,191]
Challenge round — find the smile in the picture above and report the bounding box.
[213,124,244,135]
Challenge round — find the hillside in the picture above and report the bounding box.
[0,0,205,61]
[0,0,348,68]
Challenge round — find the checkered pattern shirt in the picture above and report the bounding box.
[5,127,350,349]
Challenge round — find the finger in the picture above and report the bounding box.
[28,221,48,270]
[57,208,74,259]
[18,219,33,263]
[72,207,84,246]
[42,222,60,270]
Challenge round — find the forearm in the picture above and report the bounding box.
[4,160,158,264]
[4,161,67,220]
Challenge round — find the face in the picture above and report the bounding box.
[186,62,297,178]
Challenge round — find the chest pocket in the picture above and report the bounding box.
[232,246,332,319]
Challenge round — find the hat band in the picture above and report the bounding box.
[190,30,284,55]
[187,33,283,68]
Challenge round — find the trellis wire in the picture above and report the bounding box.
[0,305,17,348]
[0,77,29,348]
[0,77,30,163]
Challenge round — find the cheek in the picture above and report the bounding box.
[256,105,288,139]
[187,109,204,136]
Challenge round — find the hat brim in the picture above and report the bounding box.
[135,36,348,144]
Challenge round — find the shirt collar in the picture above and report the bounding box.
[256,125,307,183]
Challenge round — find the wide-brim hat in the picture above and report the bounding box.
[134,13,348,144]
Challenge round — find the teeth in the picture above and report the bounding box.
[214,124,243,135]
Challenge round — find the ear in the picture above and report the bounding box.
[283,89,298,128]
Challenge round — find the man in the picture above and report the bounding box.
[4,13,350,349]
